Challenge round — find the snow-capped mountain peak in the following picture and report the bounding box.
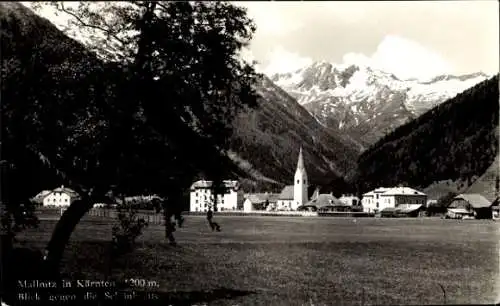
[268,61,490,146]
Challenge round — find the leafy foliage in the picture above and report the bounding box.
[1,1,261,275]
[355,75,499,193]
[112,202,148,254]
[2,1,260,212]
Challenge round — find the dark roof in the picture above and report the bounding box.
[278,185,294,200]
[381,207,397,212]
[453,194,492,208]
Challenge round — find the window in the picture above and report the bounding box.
[195,200,198,204]
[297,180,300,184]
[376,194,379,199]
[303,180,306,184]
[376,202,379,208]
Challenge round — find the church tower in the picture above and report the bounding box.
[293,147,308,210]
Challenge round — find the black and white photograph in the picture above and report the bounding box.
[1,1,499,305]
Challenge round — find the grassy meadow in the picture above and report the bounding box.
[14,214,500,305]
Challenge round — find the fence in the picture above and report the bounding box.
[87,208,165,225]
[37,207,376,221]
[183,211,376,217]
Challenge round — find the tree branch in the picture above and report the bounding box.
[59,3,128,46]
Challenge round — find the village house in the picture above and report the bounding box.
[362,186,427,214]
[276,186,295,211]
[243,193,279,212]
[276,147,309,211]
[302,193,349,212]
[446,193,494,219]
[40,185,80,207]
[31,190,52,205]
[189,180,244,212]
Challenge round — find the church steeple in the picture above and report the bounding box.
[293,147,308,210]
[296,146,305,172]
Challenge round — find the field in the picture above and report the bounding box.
[15,214,500,305]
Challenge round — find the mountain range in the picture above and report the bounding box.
[5,3,498,196]
[270,62,489,146]
[356,74,498,196]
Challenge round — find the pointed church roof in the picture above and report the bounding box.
[296,147,305,171]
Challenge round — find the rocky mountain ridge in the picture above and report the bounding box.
[270,61,489,146]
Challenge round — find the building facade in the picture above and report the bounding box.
[243,193,279,212]
[447,193,493,219]
[362,187,427,213]
[276,186,294,211]
[42,185,80,207]
[189,180,244,212]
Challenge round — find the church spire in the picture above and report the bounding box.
[296,147,305,171]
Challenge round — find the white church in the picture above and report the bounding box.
[276,147,309,211]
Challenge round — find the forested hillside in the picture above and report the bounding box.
[355,75,499,194]
[2,2,360,199]
[230,76,361,193]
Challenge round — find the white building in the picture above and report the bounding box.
[243,193,279,212]
[189,180,244,212]
[362,187,427,213]
[276,147,309,211]
[42,185,80,207]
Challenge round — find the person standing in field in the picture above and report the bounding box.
[206,208,220,232]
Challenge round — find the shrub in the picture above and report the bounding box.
[111,203,148,254]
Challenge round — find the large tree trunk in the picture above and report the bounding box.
[43,192,100,278]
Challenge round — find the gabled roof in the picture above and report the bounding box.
[51,186,80,199]
[363,187,425,197]
[245,193,279,204]
[453,194,492,208]
[306,194,345,207]
[31,190,52,203]
[190,180,239,190]
[278,185,294,200]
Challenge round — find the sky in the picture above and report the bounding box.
[235,1,499,80]
[24,1,499,81]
